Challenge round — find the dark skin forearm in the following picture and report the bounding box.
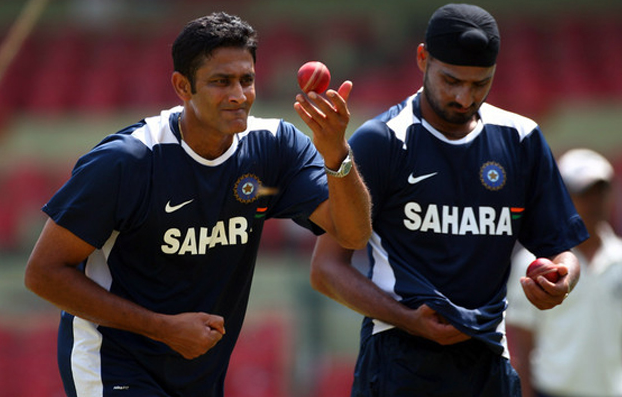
[296,81,372,250]
[24,219,224,359]
[310,234,470,345]
[309,161,371,250]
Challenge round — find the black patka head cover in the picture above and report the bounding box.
[425,3,500,67]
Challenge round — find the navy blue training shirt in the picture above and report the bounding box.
[350,92,588,356]
[44,106,329,396]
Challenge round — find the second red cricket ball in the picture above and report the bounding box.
[526,258,560,283]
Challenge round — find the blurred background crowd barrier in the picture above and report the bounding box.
[1,0,621,396]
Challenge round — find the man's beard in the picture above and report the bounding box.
[423,76,483,125]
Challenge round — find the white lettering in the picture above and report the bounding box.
[229,217,248,244]
[442,206,459,234]
[161,217,250,255]
[179,227,197,255]
[403,202,422,230]
[479,206,496,234]
[209,221,228,248]
[402,202,515,236]
[420,204,441,233]
[496,208,512,235]
[199,227,210,255]
[459,207,479,235]
[161,228,181,254]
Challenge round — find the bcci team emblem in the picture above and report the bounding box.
[234,174,262,203]
[480,161,506,191]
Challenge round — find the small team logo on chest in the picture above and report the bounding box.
[480,161,506,191]
[235,174,262,203]
[234,174,279,204]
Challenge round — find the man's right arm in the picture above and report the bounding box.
[24,218,224,359]
[310,234,470,345]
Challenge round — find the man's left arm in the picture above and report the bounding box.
[520,250,580,310]
[294,81,371,250]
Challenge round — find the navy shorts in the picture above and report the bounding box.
[351,328,521,397]
[58,319,226,397]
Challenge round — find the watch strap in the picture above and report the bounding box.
[324,147,353,178]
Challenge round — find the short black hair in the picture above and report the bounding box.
[172,12,258,92]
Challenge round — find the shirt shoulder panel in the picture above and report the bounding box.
[479,103,538,142]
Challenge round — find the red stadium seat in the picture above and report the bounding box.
[225,315,291,397]
[313,356,355,397]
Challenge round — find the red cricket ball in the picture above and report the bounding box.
[297,61,331,94]
[526,258,560,283]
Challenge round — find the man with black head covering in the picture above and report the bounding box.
[309,4,587,396]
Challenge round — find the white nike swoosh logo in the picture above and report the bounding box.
[165,199,195,213]
[408,172,438,185]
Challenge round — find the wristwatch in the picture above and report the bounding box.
[324,148,353,178]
